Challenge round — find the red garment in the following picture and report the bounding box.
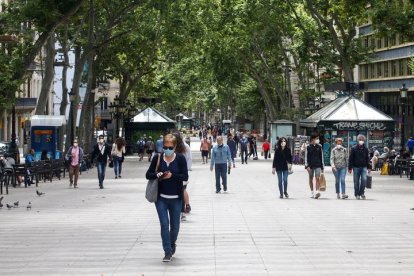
[262,142,270,151]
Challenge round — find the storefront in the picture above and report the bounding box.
[300,96,395,166]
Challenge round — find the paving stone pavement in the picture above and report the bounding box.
[1,139,414,275]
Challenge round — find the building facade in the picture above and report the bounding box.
[358,23,414,147]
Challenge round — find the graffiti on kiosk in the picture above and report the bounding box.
[332,122,387,131]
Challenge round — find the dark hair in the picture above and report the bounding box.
[41,150,48,160]
[310,134,319,140]
[276,137,288,149]
[99,135,104,139]
[115,137,125,151]
[171,132,186,154]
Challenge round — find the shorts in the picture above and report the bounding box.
[308,168,322,178]
[201,150,209,157]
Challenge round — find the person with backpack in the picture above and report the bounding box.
[145,137,155,162]
[210,136,232,193]
[240,135,249,164]
[65,138,84,188]
[137,137,145,161]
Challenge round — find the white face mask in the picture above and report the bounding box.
[73,143,78,147]
[336,144,341,149]
[358,140,364,145]
[315,139,320,144]
[281,142,286,147]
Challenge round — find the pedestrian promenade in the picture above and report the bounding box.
[1,139,414,275]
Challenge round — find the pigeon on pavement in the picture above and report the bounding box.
[6,204,13,210]
[36,190,45,196]
[14,201,19,207]
[26,202,32,211]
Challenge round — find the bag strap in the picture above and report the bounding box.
[155,153,161,173]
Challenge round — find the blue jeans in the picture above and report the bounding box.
[113,156,122,176]
[353,167,367,196]
[241,150,248,164]
[276,170,288,195]
[334,167,347,194]
[155,197,183,254]
[96,161,106,186]
[215,163,227,192]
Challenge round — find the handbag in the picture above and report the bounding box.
[108,159,114,168]
[288,163,293,174]
[366,173,372,189]
[145,154,161,203]
[319,173,326,191]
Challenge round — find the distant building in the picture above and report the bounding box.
[358,23,414,145]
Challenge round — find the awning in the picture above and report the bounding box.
[132,107,175,123]
[300,96,394,128]
[31,115,66,127]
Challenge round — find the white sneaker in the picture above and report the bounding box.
[356,196,361,200]
[337,193,340,199]
[361,195,366,200]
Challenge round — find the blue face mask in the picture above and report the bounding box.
[164,149,175,156]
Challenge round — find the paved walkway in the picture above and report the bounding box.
[1,139,414,275]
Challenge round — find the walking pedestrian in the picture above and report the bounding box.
[91,135,112,189]
[200,137,210,164]
[208,137,213,159]
[210,136,232,193]
[65,139,84,188]
[24,148,35,187]
[172,132,192,221]
[304,134,324,199]
[234,131,240,151]
[407,136,414,157]
[348,134,371,200]
[240,135,249,164]
[330,137,349,199]
[145,134,188,262]
[272,137,292,199]
[145,137,155,162]
[262,139,270,159]
[137,137,145,161]
[111,137,126,179]
[227,134,237,168]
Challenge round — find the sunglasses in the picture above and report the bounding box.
[163,146,174,150]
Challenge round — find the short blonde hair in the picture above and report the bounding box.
[163,134,177,147]
[335,137,343,143]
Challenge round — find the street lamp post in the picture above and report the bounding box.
[400,83,408,149]
[68,90,76,144]
[109,95,127,141]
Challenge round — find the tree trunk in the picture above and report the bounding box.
[35,35,55,115]
[58,25,70,151]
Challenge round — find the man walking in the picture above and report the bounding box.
[92,135,112,189]
[304,134,324,199]
[227,134,237,168]
[210,136,232,193]
[240,135,249,164]
[348,134,371,200]
[200,137,210,164]
[65,139,84,188]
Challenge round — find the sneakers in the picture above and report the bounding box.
[119,175,122,178]
[162,253,172,262]
[216,190,220,194]
[284,193,289,199]
[342,194,349,199]
[337,193,341,199]
[356,196,360,200]
[115,176,118,179]
[279,195,283,199]
[171,243,176,255]
[69,182,73,187]
[361,195,366,200]
[233,163,235,168]
[315,192,321,199]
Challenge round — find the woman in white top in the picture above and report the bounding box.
[111,137,126,179]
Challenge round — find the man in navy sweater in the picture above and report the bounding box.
[348,134,371,199]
